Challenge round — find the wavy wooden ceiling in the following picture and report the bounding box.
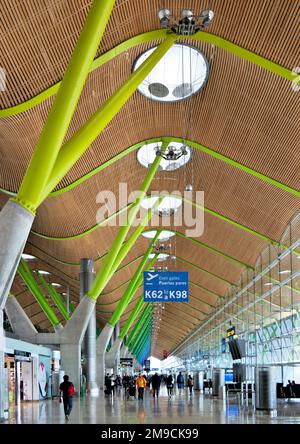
[1,0,299,358]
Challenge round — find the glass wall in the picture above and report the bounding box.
[164,212,300,383]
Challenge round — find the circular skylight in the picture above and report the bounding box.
[142,230,175,241]
[149,253,169,261]
[22,254,36,260]
[137,141,191,171]
[141,196,182,215]
[133,43,209,102]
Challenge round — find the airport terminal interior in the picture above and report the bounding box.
[0,0,299,425]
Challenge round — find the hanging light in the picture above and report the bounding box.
[158,8,171,27]
[157,7,214,35]
[200,10,214,28]
[22,254,36,261]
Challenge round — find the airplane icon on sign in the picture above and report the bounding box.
[146,272,158,282]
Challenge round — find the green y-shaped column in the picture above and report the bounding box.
[119,298,149,358]
[105,251,158,367]
[137,337,151,363]
[87,168,165,302]
[18,259,61,329]
[0,0,116,417]
[135,334,151,364]
[125,303,152,348]
[109,234,160,327]
[133,330,151,358]
[60,38,175,390]
[130,310,153,355]
[37,272,70,321]
[132,323,152,358]
[39,36,177,201]
[15,0,117,212]
[102,253,158,368]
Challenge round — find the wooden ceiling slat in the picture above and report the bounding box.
[1,1,298,346]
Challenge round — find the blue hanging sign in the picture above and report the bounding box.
[143,271,188,302]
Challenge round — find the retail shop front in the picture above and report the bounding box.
[3,337,55,413]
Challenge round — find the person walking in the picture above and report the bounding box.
[59,375,75,421]
[105,373,112,396]
[151,372,161,398]
[136,373,147,400]
[287,379,293,398]
[187,375,194,396]
[110,374,115,395]
[166,373,174,398]
[177,372,184,395]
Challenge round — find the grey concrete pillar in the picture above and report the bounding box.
[60,296,96,394]
[60,343,81,393]
[54,324,64,333]
[120,345,129,358]
[5,294,37,342]
[80,259,98,395]
[96,323,114,390]
[114,322,120,341]
[114,323,120,375]
[0,201,34,310]
[106,337,122,370]
[0,310,5,421]
[66,286,70,316]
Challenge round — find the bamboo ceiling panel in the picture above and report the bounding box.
[1,1,299,345]
[24,190,294,274]
[0,0,298,108]
[167,304,204,324]
[173,240,244,283]
[27,143,296,247]
[96,288,142,314]
[0,38,298,193]
[23,232,150,282]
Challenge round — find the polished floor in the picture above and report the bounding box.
[5,386,300,424]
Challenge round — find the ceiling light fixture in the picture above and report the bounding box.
[22,254,36,261]
[37,270,50,275]
[137,141,191,171]
[140,196,182,217]
[158,7,214,35]
[149,253,169,261]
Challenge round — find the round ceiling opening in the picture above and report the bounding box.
[142,230,175,241]
[133,43,209,102]
[141,195,182,216]
[149,253,169,261]
[137,141,191,171]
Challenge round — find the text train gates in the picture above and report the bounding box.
[143,271,188,302]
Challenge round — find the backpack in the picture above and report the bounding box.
[68,384,75,396]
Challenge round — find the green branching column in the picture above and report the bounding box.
[18,259,60,328]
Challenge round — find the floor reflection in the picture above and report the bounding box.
[5,387,300,424]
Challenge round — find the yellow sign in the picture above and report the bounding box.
[226,327,235,338]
